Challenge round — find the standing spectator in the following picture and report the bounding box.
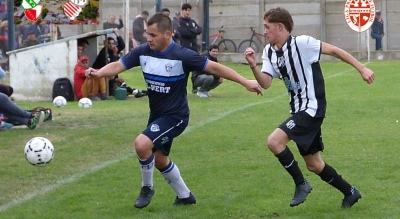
[177,3,202,52]
[371,10,384,51]
[244,7,375,208]
[132,11,149,44]
[128,31,138,51]
[0,20,8,57]
[177,3,202,93]
[172,11,181,44]
[192,45,223,97]
[103,15,124,43]
[161,8,180,44]
[85,13,262,209]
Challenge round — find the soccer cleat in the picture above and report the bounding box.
[196,91,209,98]
[173,192,197,206]
[134,186,155,209]
[88,95,100,101]
[0,121,13,130]
[28,111,44,130]
[290,180,313,207]
[134,91,148,98]
[30,107,52,122]
[100,93,109,100]
[341,187,361,208]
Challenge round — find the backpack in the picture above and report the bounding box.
[52,78,74,101]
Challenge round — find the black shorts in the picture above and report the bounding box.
[278,111,325,156]
[143,114,188,156]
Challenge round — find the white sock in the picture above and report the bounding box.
[161,161,190,199]
[138,154,154,188]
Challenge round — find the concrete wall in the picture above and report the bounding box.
[9,40,77,101]
[66,0,398,53]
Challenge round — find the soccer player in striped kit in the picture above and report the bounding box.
[244,7,375,208]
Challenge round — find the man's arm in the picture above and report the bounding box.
[204,61,262,94]
[321,42,375,84]
[244,48,272,89]
[86,61,126,79]
[117,15,124,29]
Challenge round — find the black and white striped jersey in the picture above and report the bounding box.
[261,35,326,117]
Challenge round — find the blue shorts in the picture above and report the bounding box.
[143,114,189,156]
[279,111,324,156]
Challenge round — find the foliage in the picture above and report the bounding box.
[42,8,49,19]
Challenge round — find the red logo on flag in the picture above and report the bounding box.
[344,0,376,32]
[64,2,82,20]
[25,5,43,22]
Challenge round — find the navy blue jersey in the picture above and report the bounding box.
[120,42,208,117]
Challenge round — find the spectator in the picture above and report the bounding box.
[160,8,170,16]
[128,31,138,51]
[38,28,51,43]
[177,3,202,52]
[92,29,125,69]
[0,92,49,130]
[192,45,223,97]
[371,10,384,51]
[77,38,89,58]
[103,15,124,43]
[132,11,149,44]
[0,20,8,57]
[22,31,39,48]
[177,3,202,93]
[74,55,108,100]
[172,11,181,44]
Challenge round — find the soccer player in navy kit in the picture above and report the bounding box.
[244,7,375,208]
[86,13,262,208]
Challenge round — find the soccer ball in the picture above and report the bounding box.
[53,96,67,108]
[78,97,92,108]
[24,137,54,167]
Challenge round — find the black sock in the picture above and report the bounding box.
[318,163,353,196]
[275,146,305,185]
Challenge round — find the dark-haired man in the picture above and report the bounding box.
[86,13,262,209]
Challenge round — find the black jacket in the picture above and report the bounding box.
[177,17,202,52]
[92,36,125,69]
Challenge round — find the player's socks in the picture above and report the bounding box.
[318,163,353,196]
[159,160,191,199]
[138,153,155,188]
[276,146,305,185]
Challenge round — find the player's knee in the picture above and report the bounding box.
[266,136,279,150]
[305,162,323,173]
[134,139,150,157]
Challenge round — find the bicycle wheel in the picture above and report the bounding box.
[237,39,260,53]
[217,39,237,53]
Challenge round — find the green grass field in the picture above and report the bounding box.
[0,60,399,218]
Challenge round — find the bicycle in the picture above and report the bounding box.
[208,26,237,53]
[237,27,267,53]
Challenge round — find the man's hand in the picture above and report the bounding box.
[85,68,98,78]
[119,15,123,20]
[245,79,263,95]
[360,67,375,84]
[244,47,257,67]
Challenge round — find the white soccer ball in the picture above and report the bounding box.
[24,137,54,167]
[78,97,92,109]
[53,96,67,108]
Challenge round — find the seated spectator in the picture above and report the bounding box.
[22,31,39,48]
[192,45,224,97]
[0,67,12,97]
[74,56,108,100]
[38,28,51,43]
[77,38,89,58]
[0,92,50,129]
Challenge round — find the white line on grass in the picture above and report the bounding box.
[0,62,370,212]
